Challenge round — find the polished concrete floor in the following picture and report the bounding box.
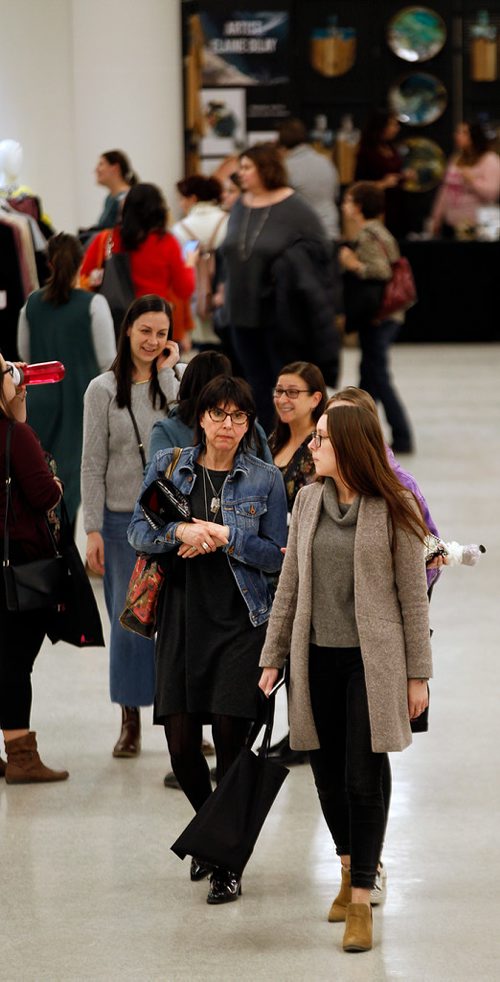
[1,344,499,982]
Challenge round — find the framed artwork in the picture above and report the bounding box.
[200,88,247,156]
[387,7,447,62]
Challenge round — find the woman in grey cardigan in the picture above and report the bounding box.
[82,295,182,758]
[259,404,432,954]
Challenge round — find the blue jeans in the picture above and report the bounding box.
[102,508,155,706]
[358,319,413,450]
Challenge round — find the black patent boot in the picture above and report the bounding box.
[207,868,242,904]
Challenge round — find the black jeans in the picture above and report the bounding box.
[358,318,413,450]
[308,644,387,890]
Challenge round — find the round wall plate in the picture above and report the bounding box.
[389,72,447,126]
[387,6,446,63]
[398,136,446,191]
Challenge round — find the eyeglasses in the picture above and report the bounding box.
[272,387,311,400]
[208,408,249,426]
[310,431,330,448]
[2,364,15,378]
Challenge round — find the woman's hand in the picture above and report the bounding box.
[192,517,229,545]
[176,520,220,559]
[408,679,429,720]
[86,531,105,575]
[156,340,180,371]
[259,667,279,697]
[426,553,447,570]
[379,173,400,190]
[339,246,362,273]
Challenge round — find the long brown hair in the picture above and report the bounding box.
[325,405,429,549]
[43,233,83,306]
[269,362,327,456]
[111,294,173,411]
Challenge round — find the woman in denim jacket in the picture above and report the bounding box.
[128,375,287,904]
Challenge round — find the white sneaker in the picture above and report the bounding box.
[370,864,387,905]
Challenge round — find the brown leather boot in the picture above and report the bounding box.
[5,732,69,784]
[342,903,373,952]
[113,707,141,758]
[328,865,351,922]
[0,756,6,777]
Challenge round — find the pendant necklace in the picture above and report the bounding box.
[238,204,271,261]
[201,465,226,520]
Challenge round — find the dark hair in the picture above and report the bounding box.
[176,175,222,203]
[111,294,173,410]
[359,109,396,150]
[269,361,327,456]
[239,143,288,190]
[0,349,14,418]
[324,405,429,551]
[43,233,83,306]
[177,351,232,427]
[194,376,257,451]
[457,121,491,165]
[102,149,138,186]
[278,118,307,150]
[120,183,168,251]
[348,181,385,219]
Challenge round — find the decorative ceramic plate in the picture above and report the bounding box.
[387,6,446,62]
[389,72,447,126]
[397,136,446,191]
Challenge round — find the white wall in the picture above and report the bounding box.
[0,0,184,232]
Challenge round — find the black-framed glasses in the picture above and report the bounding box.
[208,407,249,426]
[2,364,15,378]
[273,386,311,400]
[310,431,330,448]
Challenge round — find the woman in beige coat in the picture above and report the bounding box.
[259,404,432,954]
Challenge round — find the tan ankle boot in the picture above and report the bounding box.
[328,865,351,922]
[5,732,69,784]
[342,903,373,952]
[113,706,141,758]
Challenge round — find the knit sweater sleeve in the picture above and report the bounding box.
[81,376,113,533]
[11,423,61,513]
[90,294,116,372]
[17,303,30,361]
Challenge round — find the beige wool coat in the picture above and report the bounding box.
[260,481,433,753]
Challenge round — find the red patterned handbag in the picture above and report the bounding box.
[119,553,165,639]
[366,229,417,321]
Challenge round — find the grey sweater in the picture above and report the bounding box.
[311,480,360,646]
[81,368,180,532]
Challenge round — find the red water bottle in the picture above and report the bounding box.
[19,361,66,385]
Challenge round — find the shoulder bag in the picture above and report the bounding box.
[365,229,417,321]
[2,422,64,612]
[97,232,135,339]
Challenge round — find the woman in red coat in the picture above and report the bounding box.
[81,183,196,342]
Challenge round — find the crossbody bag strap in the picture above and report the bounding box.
[3,421,14,567]
[126,405,147,470]
[207,214,227,253]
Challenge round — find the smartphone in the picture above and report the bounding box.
[182,239,199,258]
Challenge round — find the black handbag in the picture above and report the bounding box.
[171,679,289,876]
[2,423,64,612]
[140,474,192,530]
[98,235,135,339]
[46,500,105,648]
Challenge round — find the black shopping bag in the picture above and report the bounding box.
[46,502,105,649]
[171,680,289,876]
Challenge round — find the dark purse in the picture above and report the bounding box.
[46,500,105,648]
[171,679,289,876]
[97,234,135,339]
[2,423,64,612]
[365,230,417,322]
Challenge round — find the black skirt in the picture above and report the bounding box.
[154,464,266,723]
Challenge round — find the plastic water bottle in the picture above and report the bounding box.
[19,361,65,385]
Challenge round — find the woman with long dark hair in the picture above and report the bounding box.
[81,183,196,330]
[260,403,432,953]
[269,361,327,513]
[17,232,116,525]
[81,294,182,758]
[430,121,500,237]
[0,351,68,783]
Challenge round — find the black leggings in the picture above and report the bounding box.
[308,644,388,891]
[0,603,47,730]
[164,713,251,812]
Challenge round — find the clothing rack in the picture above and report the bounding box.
[0,194,50,359]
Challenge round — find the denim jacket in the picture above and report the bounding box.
[128,444,288,626]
